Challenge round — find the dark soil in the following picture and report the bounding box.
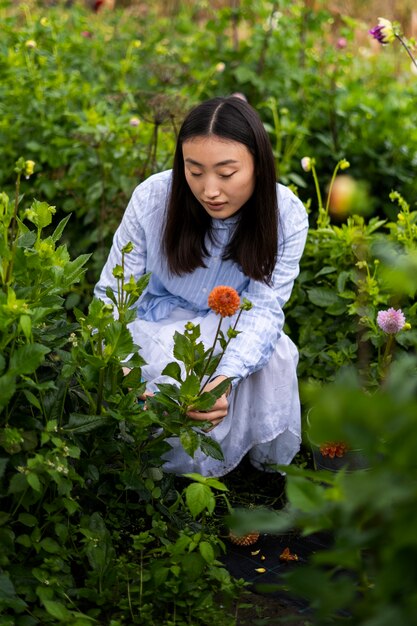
[218,450,317,626]
[236,592,311,625]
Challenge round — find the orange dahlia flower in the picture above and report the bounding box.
[319,442,348,458]
[208,286,240,317]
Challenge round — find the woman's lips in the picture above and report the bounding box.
[205,201,226,210]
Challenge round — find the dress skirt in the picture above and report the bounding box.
[128,307,301,477]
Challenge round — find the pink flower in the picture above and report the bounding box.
[377,308,406,334]
[336,37,347,49]
[81,31,93,38]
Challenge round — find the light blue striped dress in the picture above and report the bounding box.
[95,170,308,476]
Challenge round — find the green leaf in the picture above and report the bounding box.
[286,475,328,513]
[19,314,32,340]
[26,472,41,492]
[18,513,37,527]
[185,483,216,517]
[51,214,71,243]
[161,361,183,383]
[40,537,61,553]
[104,321,135,359]
[183,473,229,491]
[307,287,341,308]
[180,373,200,398]
[43,600,71,620]
[0,374,16,410]
[61,254,91,287]
[65,413,113,434]
[199,540,215,564]
[199,436,224,461]
[172,330,194,365]
[9,343,50,376]
[180,428,199,458]
[0,572,18,600]
[0,457,8,479]
[22,389,41,410]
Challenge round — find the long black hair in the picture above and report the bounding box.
[163,96,278,284]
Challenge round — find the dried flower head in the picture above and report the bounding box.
[279,547,299,562]
[229,531,259,546]
[377,308,406,334]
[369,18,396,44]
[320,442,348,458]
[208,286,240,317]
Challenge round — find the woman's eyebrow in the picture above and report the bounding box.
[184,158,240,167]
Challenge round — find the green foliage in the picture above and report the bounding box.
[231,362,417,624]
[0,165,242,625]
[1,1,416,305]
[2,2,417,622]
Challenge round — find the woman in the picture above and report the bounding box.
[94,96,308,477]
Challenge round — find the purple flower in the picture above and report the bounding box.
[369,18,396,45]
[377,308,406,334]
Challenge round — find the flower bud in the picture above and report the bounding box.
[129,117,140,127]
[301,157,312,172]
[24,160,36,178]
[25,40,37,48]
[215,62,226,73]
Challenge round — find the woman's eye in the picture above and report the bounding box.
[220,172,235,179]
[189,172,202,177]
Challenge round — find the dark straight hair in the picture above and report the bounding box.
[163,96,278,284]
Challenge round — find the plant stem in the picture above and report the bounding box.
[324,161,341,216]
[396,34,417,70]
[311,163,327,228]
[4,171,21,286]
[198,316,223,386]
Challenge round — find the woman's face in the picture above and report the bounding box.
[183,136,256,220]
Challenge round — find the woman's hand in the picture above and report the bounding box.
[187,375,230,430]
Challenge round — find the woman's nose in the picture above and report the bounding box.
[204,178,220,199]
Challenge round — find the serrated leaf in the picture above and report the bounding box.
[185,482,216,517]
[9,344,50,376]
[172,331,194,365]
[64,413,113,433]
[199,435,225,461]
[180,373,200,398]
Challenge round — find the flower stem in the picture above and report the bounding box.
[380,334,394,381]
[396,34,417,70]
[198,317,223,386]
[324,162,341,216]
[4,171,22,287]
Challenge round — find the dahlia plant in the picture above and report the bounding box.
[144,286,252,460]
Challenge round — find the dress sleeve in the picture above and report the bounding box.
[214,190,308,385]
